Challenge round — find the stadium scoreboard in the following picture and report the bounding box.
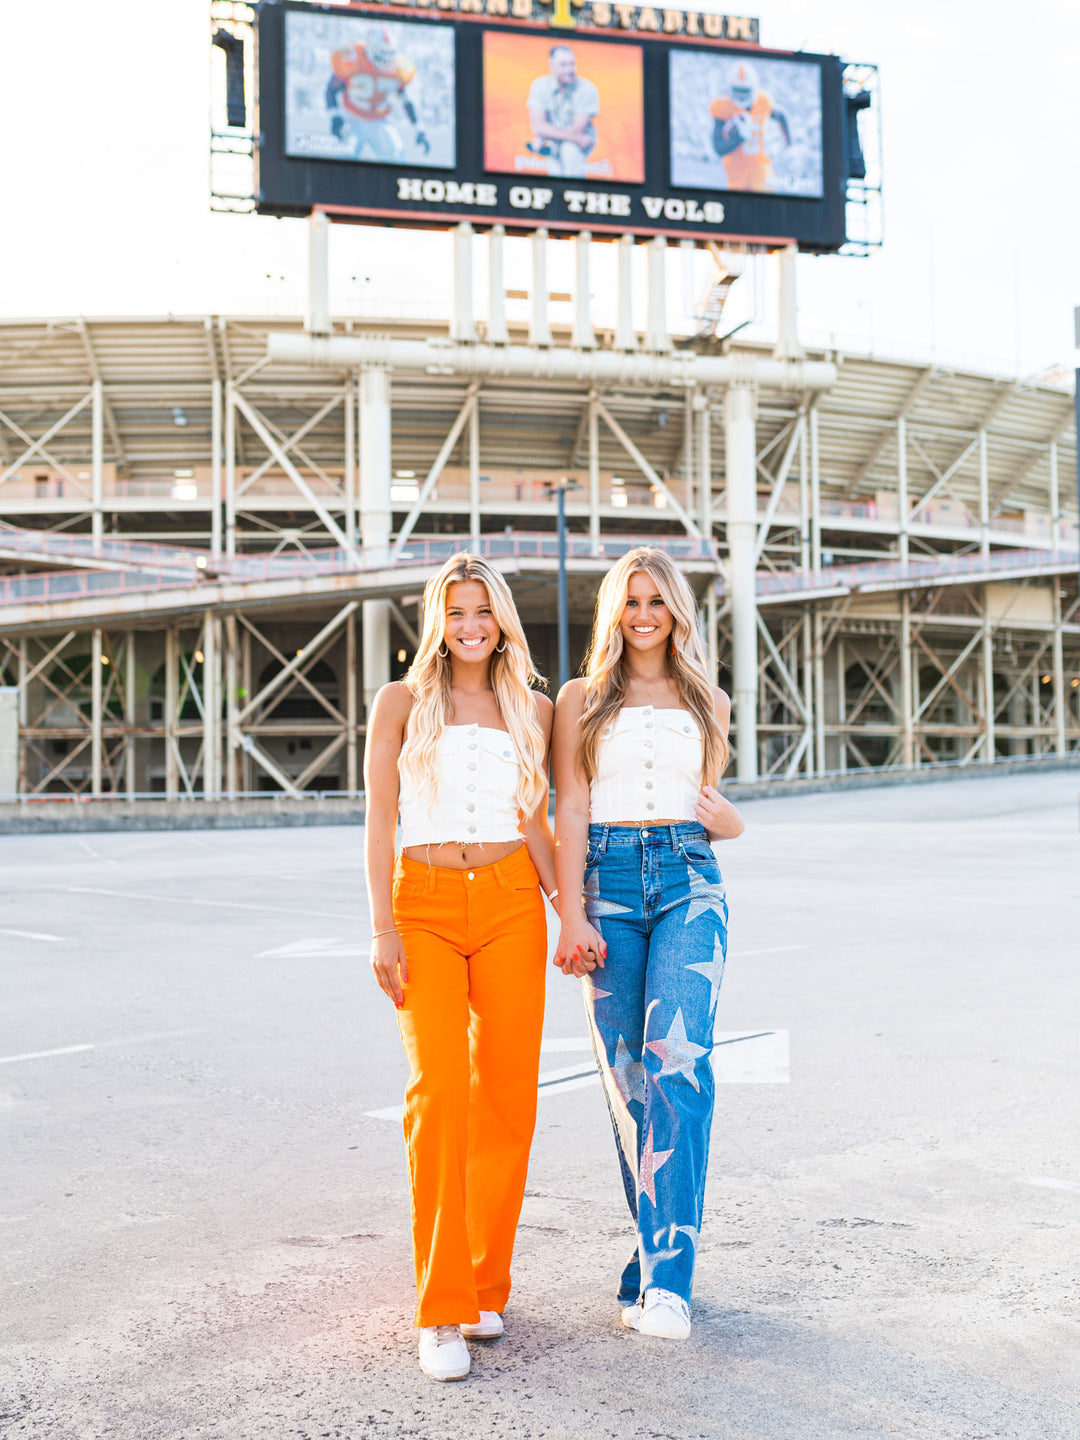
[254,0,852,251]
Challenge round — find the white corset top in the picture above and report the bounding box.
[398,724,523,846]
[589,706,702,823]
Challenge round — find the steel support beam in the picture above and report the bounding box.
[266,334,838,393]
[125,634,136,801]
[468,391,480,545]
[726,383,758,781]
[981,587,994,761]
[344,374,356,550]
[346,608,358,794]
[360,366,392,717]
[594,399,701,538]
[211,378,223,559]
[203,609,219,799]
[395,385,477,554]
[1052,576,1066,756]
[225,614,239,799]
[899,591,914,766]
[91,628,103,796]
[232,391,354,556]
[91,380,104,549]
[588,393,600,555]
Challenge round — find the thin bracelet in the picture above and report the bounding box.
[546,888,559,902]
[371,927,397,940]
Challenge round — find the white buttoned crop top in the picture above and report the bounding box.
[589,705,703,823]
[398,724,523,846]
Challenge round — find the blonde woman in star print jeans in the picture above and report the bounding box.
[552,548,744,1341]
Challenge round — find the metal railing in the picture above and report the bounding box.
[0,525,201,573]
[753,547,1080,597]
[0,532,717,610]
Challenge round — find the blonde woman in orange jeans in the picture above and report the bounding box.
[364,553,595,1381]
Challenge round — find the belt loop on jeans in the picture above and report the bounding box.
[599,823,611,859]
[425,863,438,895]
[491,856,511,891]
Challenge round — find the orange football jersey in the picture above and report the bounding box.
[331,45,416,122]
[709,93,774,192]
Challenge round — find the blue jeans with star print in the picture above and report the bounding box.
[580,821,728,1307]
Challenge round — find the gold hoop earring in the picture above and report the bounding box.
[437,643,449,658]
[494,638,508,653]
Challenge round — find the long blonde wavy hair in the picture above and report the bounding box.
[578,547,728,785]
[399,552,548,818]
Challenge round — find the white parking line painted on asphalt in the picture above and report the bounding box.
[0,1029,203,1067]
[715,1029,790,1082]
[1023,1176,1080,1194]
[254,938,368,960]
[364,1030,791,1119]
[66,886,356,921]
[0,1043,95,1066]
[0,928,64,943]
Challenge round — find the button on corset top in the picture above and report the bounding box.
[589,705,702,823]
[398,724,523,846]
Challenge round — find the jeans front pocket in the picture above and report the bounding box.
[678,834,718,871]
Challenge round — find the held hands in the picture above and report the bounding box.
[554,913,607,979]
[371,931,409,1009]
[694,784,745,841]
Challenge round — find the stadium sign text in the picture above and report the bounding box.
[355,0,760,43]
[396,176,725,224]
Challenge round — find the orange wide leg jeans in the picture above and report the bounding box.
[392,845,547,1328]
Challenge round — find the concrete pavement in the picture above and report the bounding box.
[1,770,1078,1438]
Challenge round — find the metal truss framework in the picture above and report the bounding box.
[0,314,1078,798]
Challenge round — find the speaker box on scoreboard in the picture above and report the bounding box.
[254,0,848,251]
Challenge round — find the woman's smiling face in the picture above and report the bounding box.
[443,580,499,663]
[619,569,672,655]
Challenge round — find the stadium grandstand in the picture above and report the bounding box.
[0,287,1077,802]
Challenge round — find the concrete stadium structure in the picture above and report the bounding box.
[1,239,1078,801]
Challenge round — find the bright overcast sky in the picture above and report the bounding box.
[2,0,1078,379]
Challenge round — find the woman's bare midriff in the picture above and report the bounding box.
[607,818,684,827]
[401,839,525,871]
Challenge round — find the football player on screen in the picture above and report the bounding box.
[524,45,599,178]
[325,25,430,163]
[709,62,790,192]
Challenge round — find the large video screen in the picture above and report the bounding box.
[284,10,456,170]
[482,33,644,185]
[669,50,823,197]
[257,3,850,253]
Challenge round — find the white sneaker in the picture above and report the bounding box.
[460,1310,503,1340]
[418,1325,471,1381]
[621,1288,691,1340]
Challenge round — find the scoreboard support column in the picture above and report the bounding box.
[452,223,477,343]
[487,226,509,345]
[615,236,638,351]
[573,233,596,351]
[645,236,671,352]
[530,230,552,347]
